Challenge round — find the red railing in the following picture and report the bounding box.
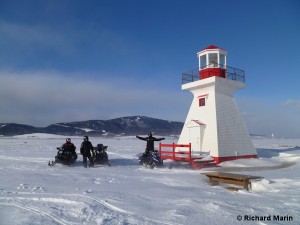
[159,143,192,165]
[182,64,245,84]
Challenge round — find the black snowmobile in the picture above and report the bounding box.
[139,150,163,169]
[48,147,78,166]
[92,144,111,166]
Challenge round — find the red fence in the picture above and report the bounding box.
[159,143,192,164]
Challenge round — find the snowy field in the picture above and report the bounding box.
[0,134,299,225]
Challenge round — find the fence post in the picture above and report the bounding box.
[159,142,161,158]
[189,143,192,165]
[173,143,175,160]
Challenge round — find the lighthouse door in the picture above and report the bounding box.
[188,126,201,153]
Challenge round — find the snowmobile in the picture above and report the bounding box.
[92,144,111,166]
[139,150,163,169]
[48,147,78,166]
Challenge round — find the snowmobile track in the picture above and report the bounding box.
[0,201,72,225]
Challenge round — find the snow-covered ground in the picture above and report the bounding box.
[0,134,299,225]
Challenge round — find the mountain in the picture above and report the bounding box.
[0,123,39,136]
[0,116,183,136]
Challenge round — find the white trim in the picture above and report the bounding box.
[197,94,208,98]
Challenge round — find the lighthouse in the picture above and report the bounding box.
[177,45,257,163]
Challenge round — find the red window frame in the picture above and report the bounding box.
[199,97,205,107]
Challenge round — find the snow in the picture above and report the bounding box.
[81,128,95,132]
[53,123,96,133]
[0,134,299,225]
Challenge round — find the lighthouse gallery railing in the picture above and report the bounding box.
[182,64,245,84]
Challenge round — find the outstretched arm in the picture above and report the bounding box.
[154,137,165,142]
[136,136,147,141]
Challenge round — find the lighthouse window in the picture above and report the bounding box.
[199,98,205,107]
[200,55,207,69]
[220,54,225,68]
[208,53,218,67]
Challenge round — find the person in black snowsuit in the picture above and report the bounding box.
[62,138,77,159]
[136,133,165,159]
[80,136,94,168]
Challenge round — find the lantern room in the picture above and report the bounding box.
[197,45,227,79]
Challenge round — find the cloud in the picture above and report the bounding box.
[1,70,299,137]
[0,70,188,126]
[0,20,142,73]
[0,20,72,54]
[237,96,300,137]
[284,99,300,108]
[0,19,135,58]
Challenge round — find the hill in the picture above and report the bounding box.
[0,116,183,136]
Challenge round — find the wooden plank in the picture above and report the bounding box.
[202,172,261,180]
[209,177,245,186]
[202,172,262,190]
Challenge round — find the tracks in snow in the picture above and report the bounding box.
[0,192,175,225]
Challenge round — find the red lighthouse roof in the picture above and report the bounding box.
[202,45,225,51]
[205,45,220,49]
[197,45,227,56]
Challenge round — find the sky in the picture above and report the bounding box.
[0,0,299,137]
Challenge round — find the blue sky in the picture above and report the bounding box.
[0,0,299,137]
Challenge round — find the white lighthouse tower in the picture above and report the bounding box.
[177,45,257,163]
